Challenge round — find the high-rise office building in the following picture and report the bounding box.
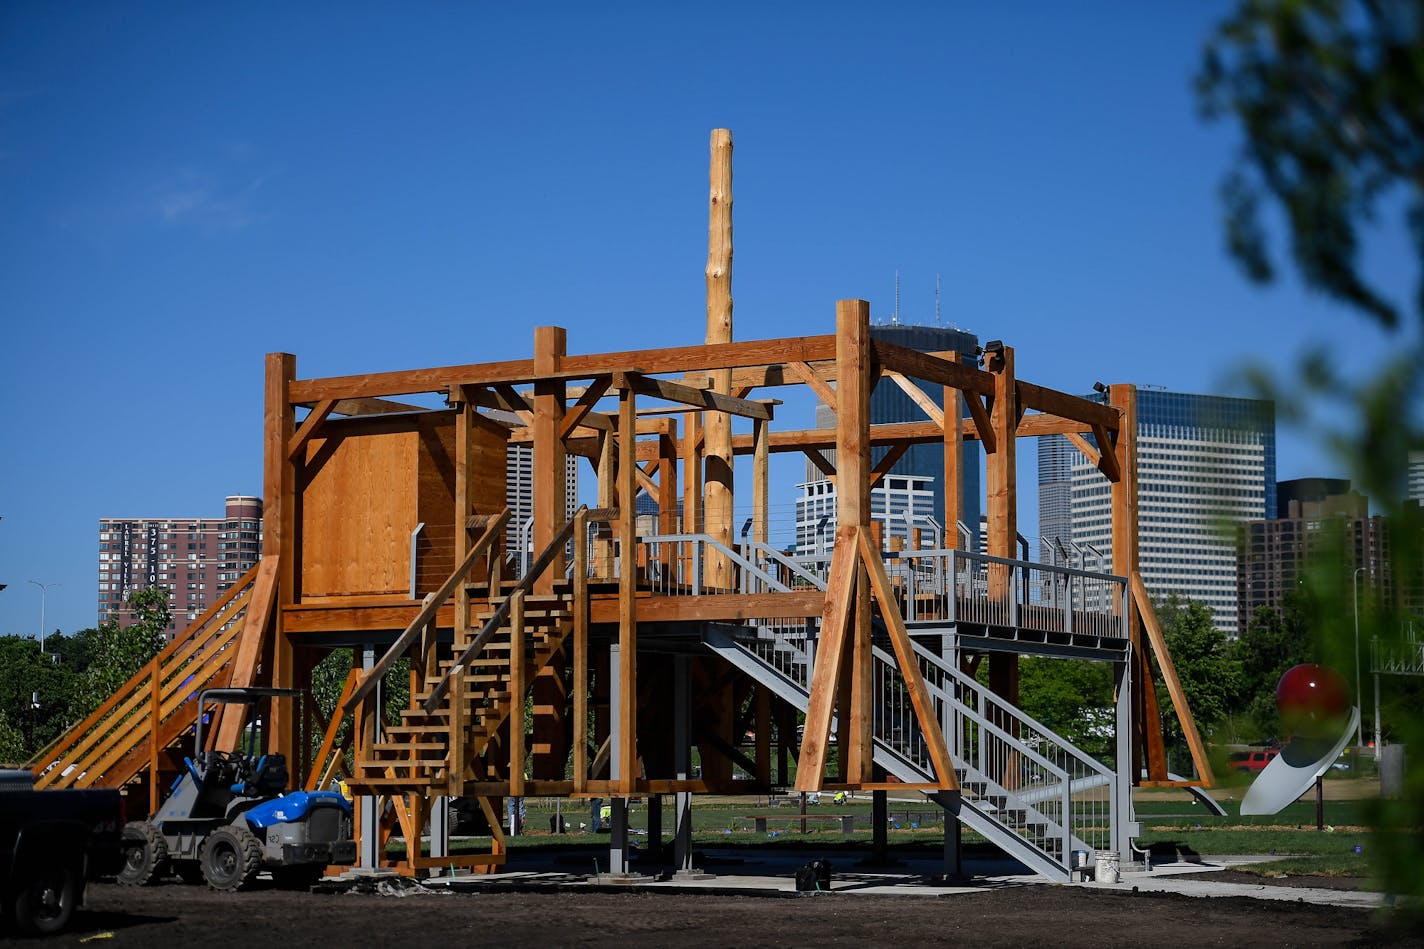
[796,474,937,557]
[1409,450,1424,502]
[97,495,263,640]
[1037,434,1078,565]
[796,322,980,552]
[1038,389,1275,636]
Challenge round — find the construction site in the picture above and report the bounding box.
[28,130,1214,888]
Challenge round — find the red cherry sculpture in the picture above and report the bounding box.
[1276,663,1350,740]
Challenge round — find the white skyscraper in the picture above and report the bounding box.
[1040,389,1275,636]
[1409,450,1424,502]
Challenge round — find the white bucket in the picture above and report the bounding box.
[1094,850,1121,884]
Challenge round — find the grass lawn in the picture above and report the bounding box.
[379,787,1389,884]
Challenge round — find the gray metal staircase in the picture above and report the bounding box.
[639,531,1126,882]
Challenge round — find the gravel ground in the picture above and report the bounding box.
[4,878,1419,948]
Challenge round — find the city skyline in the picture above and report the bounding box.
[2,4,1417,639]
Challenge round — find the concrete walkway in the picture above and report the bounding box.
[404,848,1390,911]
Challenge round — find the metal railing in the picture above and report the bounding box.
[889,548,1126,640]
[904,639,1116,857]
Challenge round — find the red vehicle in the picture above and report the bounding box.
[1228,749,1279,773]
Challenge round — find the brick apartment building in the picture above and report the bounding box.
[98,495,263,640]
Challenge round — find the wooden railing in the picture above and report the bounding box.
[29,564,264,809]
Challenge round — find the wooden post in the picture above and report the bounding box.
[942,352,964,547]
[572,508,589,793]
[753,417,769,545]
[985,345,1019,709]
[509,591,526,799]
[658,425,678,576]
[596,432,616,578]
[681,411,702,533]
[147,659,161,814]
[837,299,873,784]
[533,326,568,592]
[617,386,638,793]
[450,386,476,794]
[264,353,297,764]
[704,128,735,588]
[532,329,570,779]
[1110,383,1166,781]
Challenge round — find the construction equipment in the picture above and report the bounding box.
[118,687,354,891]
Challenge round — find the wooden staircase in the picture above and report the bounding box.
[27,560,276,814]
[353,590,574,793]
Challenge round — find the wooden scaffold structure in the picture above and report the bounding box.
[31,130,1213,884]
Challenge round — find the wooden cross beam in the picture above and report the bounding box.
[616,372,772,420]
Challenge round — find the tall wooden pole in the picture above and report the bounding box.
[1110,383,1165,781]
[265,352,297,765]
[942,352,964,549]
[985,345,1019,708]
[704,129,734,587]
[532,326,570,779]
[837,300,873,783]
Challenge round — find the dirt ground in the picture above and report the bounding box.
[6,879,1418,949]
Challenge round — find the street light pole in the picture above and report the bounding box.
[27,579,60,654]
[1352,566,1366,753]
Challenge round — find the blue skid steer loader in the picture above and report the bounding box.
[118,687,356,891]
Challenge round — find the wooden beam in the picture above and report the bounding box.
[786,360,838,413]
[943,353,964,548]
[572,508,590,793]
[325,397,427,416]
[837,299,873,785]
[868,441,911,489]
[985,345,1019,716]
[857,529,958,790]
[559,376,612,439]
[966,393,995,454]
[1016,380,1120,431]
[263,351,297,765]
[491,383,535,424]
[795,531,857,792]
[885,372,944,427]
[1091,423,1121,482]
[619,372,771,421]
[533,327,568,594]
[1133,573,1215,787]
[1064,431,1101,468]
[801,447,836,481]
[508,591,526,798]
[213,556,280,750]
[680,410,702,533]
[752,418,769,544]
[616,387,638,793]
[287,399,336,462]
[871,338,994,397]
[288,335,838,403]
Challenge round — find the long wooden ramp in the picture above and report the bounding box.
[28,560,278,814]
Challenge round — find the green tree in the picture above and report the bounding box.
[0,635,79,760]
[72,586,171,718]
[1153,596,1242,747]
[1231,595,1318,738]
[1016,657,1115,759]
[0,709,25,765]
[1200,0,1424,904]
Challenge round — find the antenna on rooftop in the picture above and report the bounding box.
[893,270,901,324]
[935,272,942,327]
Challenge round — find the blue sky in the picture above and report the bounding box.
[0,2,1416,639]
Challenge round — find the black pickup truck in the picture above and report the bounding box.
[1,768,125,936]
